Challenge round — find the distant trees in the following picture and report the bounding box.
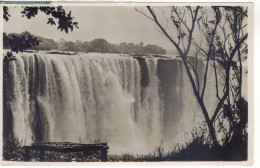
[140,6,248,151]
[3,6,166,55]
[89,39,112,53]
[3,6,78,54]
[4,32,166,55]
[34,38,58,51]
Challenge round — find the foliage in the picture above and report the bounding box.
[56,38,166,54]
[34,38,58,51]
[108,117,247,162]
[4,32,166,55]
[3,6,78,53]
[4,32,40,53]
[3,6,10,21]
[21,6,78,33]
[3,138,24,161]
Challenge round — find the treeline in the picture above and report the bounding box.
[4,31,166,54]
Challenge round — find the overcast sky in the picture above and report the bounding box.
[4,6,175,50]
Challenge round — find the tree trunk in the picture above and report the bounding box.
[198,98,220,148]
[182,59,220,148]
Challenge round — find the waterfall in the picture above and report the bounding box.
[3,52,219,154]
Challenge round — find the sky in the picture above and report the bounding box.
[4,6,175,51]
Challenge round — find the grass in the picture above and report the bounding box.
[3,134,247,161]
[108,136,248,162]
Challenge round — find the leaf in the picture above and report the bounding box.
[65,27,68,34]
[3,15,9,21]
[70,25,73,31]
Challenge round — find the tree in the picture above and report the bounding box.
[32,37,59,51]
[3,6,79,54]
[3,31,41,53]
[210,7,248,149]
[138,6,248,149]
[90,39,112,53]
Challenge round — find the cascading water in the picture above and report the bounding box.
[3,52,219,154]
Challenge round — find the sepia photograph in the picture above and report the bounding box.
[1,3,252,164]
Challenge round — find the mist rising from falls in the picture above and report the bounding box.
[4,52,218,154]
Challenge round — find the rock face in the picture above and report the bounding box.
[157,59,184,139]
[3,52,218,154]
[134,57,150,88]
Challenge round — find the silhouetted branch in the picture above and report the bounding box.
[201,7,221,100]
[147,6,183,55]
[135,7,155,21]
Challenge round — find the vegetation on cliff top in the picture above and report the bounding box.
[4,31,166,55]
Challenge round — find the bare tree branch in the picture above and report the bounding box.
[147,6,184,55]
[135,7,155,21]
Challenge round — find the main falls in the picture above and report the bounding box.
[3,52,219,154]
